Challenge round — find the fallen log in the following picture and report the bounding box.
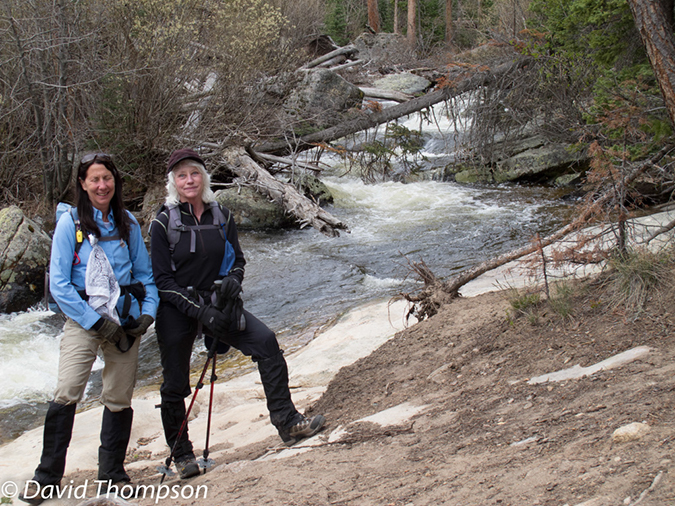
[436,150,664,298]
[253,152,323,174]
[221,147,349,237]
[254,57,531,156]
[360,87,413,103]
[319,55,347,68]
[303,45,358,69]
[403,150,668,320]
[330,59,364,71]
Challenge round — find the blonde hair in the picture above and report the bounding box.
[165,159,216,205]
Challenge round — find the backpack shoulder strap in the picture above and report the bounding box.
[166,203,184,271]
[208,201,228,240]
[166,203,184,250]
[68,207,84,254]
[165,202,229,272]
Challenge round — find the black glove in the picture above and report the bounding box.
[94,318,127,345]
[223,297,246,331]
[198,306,230,336]
[125,314,154,338]
[219,276,242,300]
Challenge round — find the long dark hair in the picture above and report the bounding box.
[76,154,132,242]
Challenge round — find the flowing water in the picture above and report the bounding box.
[0,102,577,443]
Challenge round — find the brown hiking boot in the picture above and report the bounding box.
[279,414,326,446]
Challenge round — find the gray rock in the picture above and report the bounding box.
[373,73,431,95]
[451,139,589,185]
[139,184,167,238]
[215,188,296,230]
[494,143,587,183]
[284,69,364,129]
[612,422,650,443]
[293,172,334,206]
[0,206,52,312]
[352,32,412,65]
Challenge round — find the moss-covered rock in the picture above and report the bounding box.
[493,144,587,183]
[215,188,296,230]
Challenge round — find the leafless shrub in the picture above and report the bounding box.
[459,47,598,167]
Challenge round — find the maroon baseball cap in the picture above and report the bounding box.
[166,148,205,173]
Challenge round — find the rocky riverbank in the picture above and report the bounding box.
[2,207,675,505]
[3,269,675,506]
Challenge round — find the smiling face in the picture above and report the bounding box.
[79,163,115,214]
[173,162,204,204]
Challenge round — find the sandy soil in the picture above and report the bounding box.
[78,268,675,506]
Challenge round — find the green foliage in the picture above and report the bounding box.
[528,0,642,71]
[417,0,447,49]
[588,70,671,146]
[509,291,541,311]
[523,0,672,182]
[324,0,365,46]
[505,289,541,325]
[325,0,348,46]
[548,281,575,319]
[347,122,427,182]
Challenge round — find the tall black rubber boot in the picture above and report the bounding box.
[160,400,194,459]
[255,350,298,429]
[97,407,133,484]
[33,401,77,485]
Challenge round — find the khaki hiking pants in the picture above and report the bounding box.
[52,318,140,412]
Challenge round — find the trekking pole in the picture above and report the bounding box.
[201,344,218,467]
[159,345,214,483]
[200,279,224,468]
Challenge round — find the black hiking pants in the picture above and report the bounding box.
[156,302,299,450]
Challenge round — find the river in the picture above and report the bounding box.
[0,104,576,444]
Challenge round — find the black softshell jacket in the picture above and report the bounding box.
[150,201,246,320]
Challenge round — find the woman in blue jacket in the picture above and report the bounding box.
[20,154,158,505]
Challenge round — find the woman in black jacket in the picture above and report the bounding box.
[150,148,324,479]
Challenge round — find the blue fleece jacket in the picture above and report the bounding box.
[49,205,158,330]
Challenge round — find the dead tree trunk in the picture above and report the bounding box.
[303,45,358,69]
[254,58,530,156]
[221,147,349,237]
[627,0,675,127]
[368,0,380,32]
[407,0,417,45]
[445,0,452,44]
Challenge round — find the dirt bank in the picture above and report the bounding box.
[109,269,675,506]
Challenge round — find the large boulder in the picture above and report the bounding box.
[372,73,431,95]
[493,143,588,183]
[449,135,589,185]
[0,206,52,312]
[215,188,296,230]
[139,183,167,238]
[352,32,413,65]
[283,69,364,129]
